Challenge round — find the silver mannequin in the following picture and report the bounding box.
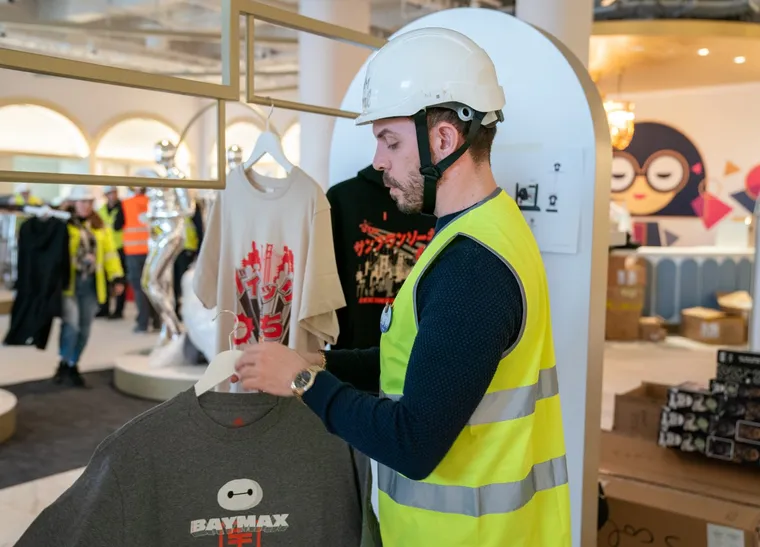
[141,140,196,346]
[196,144,243,230]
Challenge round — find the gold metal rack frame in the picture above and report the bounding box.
[0,0,387,190]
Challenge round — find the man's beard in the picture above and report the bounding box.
[383,171,423,214]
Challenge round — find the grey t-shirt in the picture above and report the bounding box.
[17,389,363,547]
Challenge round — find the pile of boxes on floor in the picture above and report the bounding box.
[680,291,750,346]
[600,350,760,546]
[605,253,666,342]
[659,349,760,465]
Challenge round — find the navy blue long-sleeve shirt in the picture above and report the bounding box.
[302,200,524,480]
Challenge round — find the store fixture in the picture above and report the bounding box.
[1,2,609,543]
[331,8,610,545]
[0,388,16,445]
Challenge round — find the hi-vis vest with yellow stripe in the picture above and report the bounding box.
[376,189,571,547]
[98,204,123,250]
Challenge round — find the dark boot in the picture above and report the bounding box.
[53,360,68,384]
[68,364,88,388]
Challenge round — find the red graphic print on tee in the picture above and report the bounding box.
[234,241,295,345]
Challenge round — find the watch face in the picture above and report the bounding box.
[293,370,312,390]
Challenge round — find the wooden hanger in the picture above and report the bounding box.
[194,310,245,396]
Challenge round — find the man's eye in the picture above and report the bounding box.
[388,143,398,150]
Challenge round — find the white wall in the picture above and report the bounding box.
[610,82,760,247]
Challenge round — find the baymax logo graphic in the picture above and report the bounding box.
[190,478,289,545]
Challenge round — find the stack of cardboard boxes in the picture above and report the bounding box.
[658,349,760,466]
[606,253,647,341]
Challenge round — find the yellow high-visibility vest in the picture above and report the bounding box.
[12,194,43,206]
[65,223,124,305]
[184,218,199,251]
[98,204,123,250]
[376,189,571,547]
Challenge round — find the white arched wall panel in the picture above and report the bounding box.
[95,117,193,177]
[0,104,89,157]
[281,122,300,167]
[330,8,610,546]
[0,103,91,199]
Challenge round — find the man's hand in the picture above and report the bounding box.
[233,342,310,397]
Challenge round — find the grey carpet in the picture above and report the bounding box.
[0,370,158,489]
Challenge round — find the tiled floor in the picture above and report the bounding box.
[0,321,726,546]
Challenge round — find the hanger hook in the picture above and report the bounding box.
[213,309,242,351]
[265,101,274,132]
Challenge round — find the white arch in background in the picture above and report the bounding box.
[95,117,193,179]
[0,103,91,201]
[281,122,300,167]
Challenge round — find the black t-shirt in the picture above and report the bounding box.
[326,166,437,350]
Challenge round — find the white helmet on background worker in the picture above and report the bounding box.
[103,186,117,194]
[68,186,96,202]
[356,27,505,214]
[15,183,30,193]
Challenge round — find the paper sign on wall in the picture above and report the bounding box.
[492,144,583,254]
[707,524,745,547]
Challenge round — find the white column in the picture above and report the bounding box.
[298,0,371,188]
[516,0,593,67]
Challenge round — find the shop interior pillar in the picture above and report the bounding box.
[515,0,593,66]
[298,0,371,187]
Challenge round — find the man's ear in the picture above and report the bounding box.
[429,122,460,163]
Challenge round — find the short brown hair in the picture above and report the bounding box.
[426,107,497,165]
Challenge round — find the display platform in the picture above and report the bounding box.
[0,290,13,315]
[0,388,18,444]
[113,354,203,402]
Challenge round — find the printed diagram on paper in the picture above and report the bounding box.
[493,145,583,254]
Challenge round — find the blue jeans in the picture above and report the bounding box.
[59,274,99,365]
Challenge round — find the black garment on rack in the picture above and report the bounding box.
[4,216,70,349]
[327,165,437,350]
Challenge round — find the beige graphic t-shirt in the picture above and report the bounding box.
[193,165,345,355]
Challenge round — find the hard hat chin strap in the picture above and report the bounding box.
[412,109,486,216]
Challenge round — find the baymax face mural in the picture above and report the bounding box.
[611,122,705,217]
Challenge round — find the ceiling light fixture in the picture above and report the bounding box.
[697,48,710,56]
[604,100,636,151]
[735,56,747,64]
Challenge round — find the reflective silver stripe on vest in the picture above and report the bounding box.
[377,455,568,517]
[380,366,559,426]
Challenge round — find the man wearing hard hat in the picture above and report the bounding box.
[7,183,43,206]
[234,28,570,546]
[96,186,127,319]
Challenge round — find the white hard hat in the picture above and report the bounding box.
[15,183,30,193]
[68,186,96,201]
[356,27,505,127]
[103,186,117,193]
[356,27,505,215]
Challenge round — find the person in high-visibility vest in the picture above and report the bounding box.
[7,183,43,206]
[96,186,127,319]
[55,186,124,388]
[233,28,570,546]
[122,187,160,333]
[172,202,203,320]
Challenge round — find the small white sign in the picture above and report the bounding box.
[707,523,745,547]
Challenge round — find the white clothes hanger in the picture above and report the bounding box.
[243,103,294,177]
[23,204,70,221]
[194,310,246,396]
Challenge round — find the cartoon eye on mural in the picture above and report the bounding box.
[611,121,733,246]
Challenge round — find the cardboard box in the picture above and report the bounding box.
[639,316,667,342]
[607,286,646,341]
[681,307,746,345]
[614,382,671,441]
[598,474,760,547]
[608,253,647,288]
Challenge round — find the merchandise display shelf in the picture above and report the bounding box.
[0,388,18,444]
[114,354,204,402]
[0,290,13,315]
